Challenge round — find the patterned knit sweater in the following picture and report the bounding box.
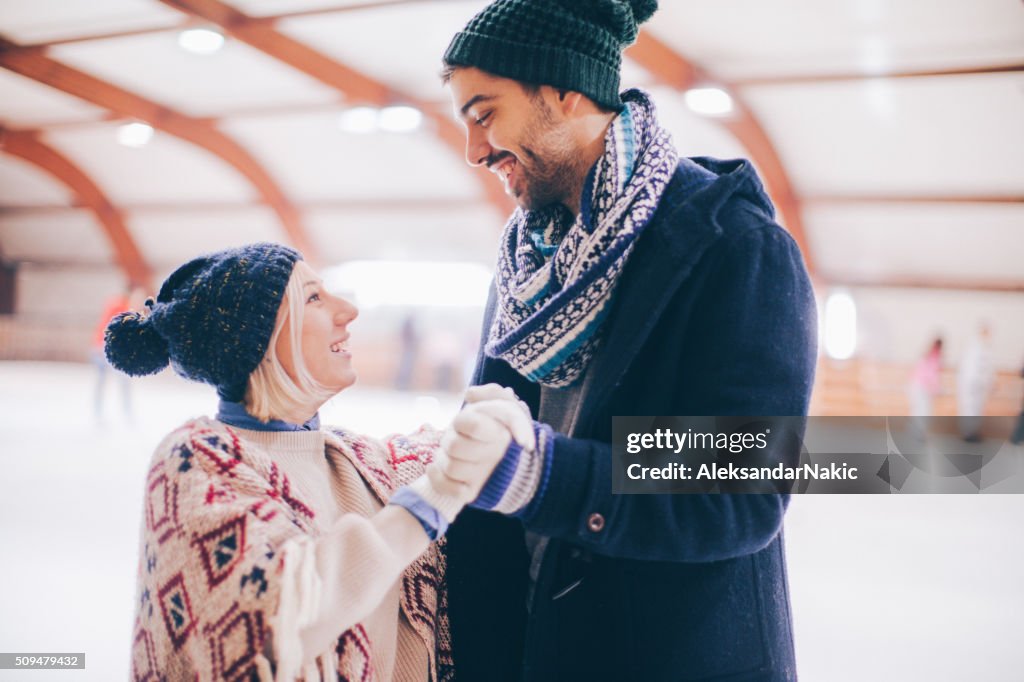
[129,416,453,681]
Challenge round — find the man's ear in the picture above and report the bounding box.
[556,90,585,117]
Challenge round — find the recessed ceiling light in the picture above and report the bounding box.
[178,28,225,55]
[684,87,734,117]
[117,122,154,148]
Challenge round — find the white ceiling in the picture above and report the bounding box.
[42,122,259,204]
[0,0,1021,298]
[220,108,482,202]
[743,72,1024,197]
[651,0,1024,79]
[277,1,489,104]
[0,208,112,263]
[0,69,109,127]
[50,29,343,117]
[806,202,1024,283]
[0,155,74,205]
[0,0,181,45]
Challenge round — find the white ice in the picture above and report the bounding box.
[0,361,1021,681]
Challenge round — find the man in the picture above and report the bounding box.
[437,1,816,680]
[957,321,994,442]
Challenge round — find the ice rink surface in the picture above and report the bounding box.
[1,361,1021,681]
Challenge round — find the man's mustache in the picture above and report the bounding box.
[486,152,515,170]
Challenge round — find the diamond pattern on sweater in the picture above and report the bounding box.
[130,626,158,682]
[146,464,180,545]
[203,601,266,681]
[266,462,315,521]
[190,427,244,477]
[157,572,196,651]
[336,624,372,682]
[193,515,247,590]
[403,561,440,630]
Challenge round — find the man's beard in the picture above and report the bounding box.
[514,107,589,212]
[515,144,576,210]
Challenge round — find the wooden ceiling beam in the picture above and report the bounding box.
[0,36,318,264]
[628,31,815,278]
[0,127,152,288]
[158,0,513,217]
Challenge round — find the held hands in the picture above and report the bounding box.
[394,385,538,537]
[430,385,535,504]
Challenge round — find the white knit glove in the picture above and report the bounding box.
[390,392,534,539]
[436,396,536,502]
[463,383,533,420]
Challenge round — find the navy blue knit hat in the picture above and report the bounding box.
[104,242,302,401]
[443,0,658,111]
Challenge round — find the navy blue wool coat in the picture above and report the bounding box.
[447,157,818,682]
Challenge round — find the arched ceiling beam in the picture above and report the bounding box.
[628,31,815,278]
[0,37,318,263]
[157,0,514,217]
[0,127,152,288]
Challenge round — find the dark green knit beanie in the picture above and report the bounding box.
[443,0,658,111]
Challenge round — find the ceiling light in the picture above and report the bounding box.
[178,28,225,55]
[338,107,379,134]
[378,106,423,133]
[117,122,154,148]
[684,87,734,117]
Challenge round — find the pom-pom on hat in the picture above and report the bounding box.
[443,0,658,111]
[104,242,301,401]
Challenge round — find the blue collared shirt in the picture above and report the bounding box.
[216,400,321,432]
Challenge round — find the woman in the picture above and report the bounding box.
[106,243,534,681]
[908,336,943,440]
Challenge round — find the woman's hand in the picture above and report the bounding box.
[463,383,532,420]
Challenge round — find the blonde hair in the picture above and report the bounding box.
[244,265,335,422]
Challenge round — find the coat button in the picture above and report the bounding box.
[587,513,605,533]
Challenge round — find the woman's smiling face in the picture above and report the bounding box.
[276,261,359,393]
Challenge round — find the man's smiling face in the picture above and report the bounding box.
[448,67,584,211]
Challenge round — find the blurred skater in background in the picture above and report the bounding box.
[908,336,943,440]
[958,321,994,442]
[91,285,145,423]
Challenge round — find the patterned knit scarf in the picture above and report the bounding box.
[486,89,679,387]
